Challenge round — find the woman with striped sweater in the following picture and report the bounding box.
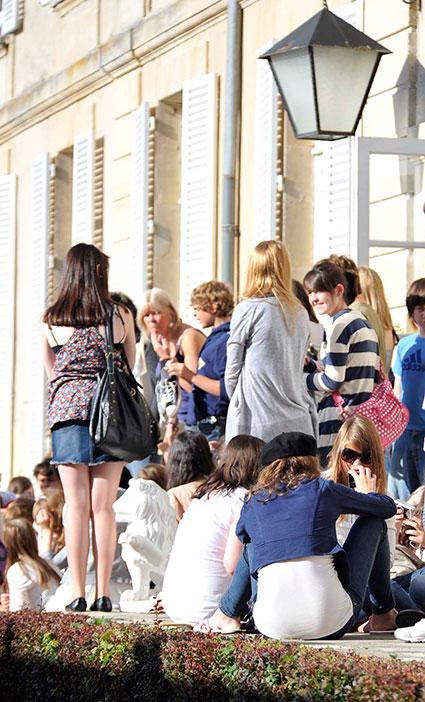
[303,262,380,466]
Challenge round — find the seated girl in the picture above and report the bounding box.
[205,431,397,639]
[33,488,67,571]
[161,435,264,625]
[167,430,215,522]
[327,415,396,621]
[3,517,60,611]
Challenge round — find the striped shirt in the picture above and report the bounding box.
[306,309,380,449]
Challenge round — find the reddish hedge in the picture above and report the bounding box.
[1,612,425,701]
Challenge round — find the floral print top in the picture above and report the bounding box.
[48,327,122,429]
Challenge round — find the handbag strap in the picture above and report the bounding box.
[104,305,116,377]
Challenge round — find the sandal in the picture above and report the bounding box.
[194,617,241,634]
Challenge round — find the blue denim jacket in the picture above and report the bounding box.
[236,477,396,587]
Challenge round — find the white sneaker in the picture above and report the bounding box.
[156,375,181,419]
[394,617,425,642]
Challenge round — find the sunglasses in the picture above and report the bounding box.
[341,448,372,465]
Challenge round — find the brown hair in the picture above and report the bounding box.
[43,243,111,327]
[196,434,265,499]
[32,488,65,552]
[4,518,61,589]
[358,266,393,332]
[250,455,321,500]
[139,463,168,491]
[328,415,386,493]
[190,281,234,318]
[406,278,425,319]
[7,476,33,496]
[303,261,348,298]
[4,497,35,523]
[327,254,358,272]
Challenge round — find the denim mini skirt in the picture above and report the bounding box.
[51,420,121,466]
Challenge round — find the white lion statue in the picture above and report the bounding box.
[113,478,177,613]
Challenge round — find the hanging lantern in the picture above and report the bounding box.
[260,8,391,140]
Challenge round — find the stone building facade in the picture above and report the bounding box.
[0,0,424,482]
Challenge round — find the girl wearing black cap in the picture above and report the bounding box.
[201,431,396,639]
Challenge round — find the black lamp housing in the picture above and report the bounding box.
[260,8,391,140]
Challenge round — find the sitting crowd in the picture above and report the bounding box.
[1,239,425,645]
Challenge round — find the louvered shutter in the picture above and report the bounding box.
[313,1,361,260]
[0,176,16,481]
[29,154,50,466]
[1,0,24,37]
[131,103,150,301]
[72,131,94,245]
[93,138,104,250]
[253,42,278,244]
[180,73,218,321]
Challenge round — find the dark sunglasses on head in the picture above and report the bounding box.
[341,448,372,465]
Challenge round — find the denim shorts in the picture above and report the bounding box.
[51,421,122,466]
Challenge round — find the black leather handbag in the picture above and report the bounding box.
[89,306,159,462]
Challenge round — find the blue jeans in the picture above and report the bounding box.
[392,567,425,612]
[388,430,425,501]
[219,517,394,640]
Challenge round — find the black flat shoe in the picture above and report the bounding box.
[395,608,425,629]
[65,597,87,612]
[90,596,112,612]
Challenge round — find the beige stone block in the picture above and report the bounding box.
[112,113,134,160]
[370,29,410,97]
[111,71,140,118]
[362,85,410,138]
[364,0,410,41]
[110,197,132,243]
[111,155,132,201]
[109,237,133,293]
[99,0,145,45]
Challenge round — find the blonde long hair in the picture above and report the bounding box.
[328,415,386,493]
[358,266,393,332]
[243,241,301,330]
[4,518,60,589]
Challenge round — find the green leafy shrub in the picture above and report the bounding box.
[1,612,424,702]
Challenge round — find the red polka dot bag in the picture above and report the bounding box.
[332,372,410,448]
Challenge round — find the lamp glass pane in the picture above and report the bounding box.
[313,46,378,133]
[270,49,317,136]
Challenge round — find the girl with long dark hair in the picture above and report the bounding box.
[166,430,215,521]
[161,434,264,625]
[41,243,136,612]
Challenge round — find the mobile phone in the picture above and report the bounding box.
[348,474,356,489]
[396,500,415,519]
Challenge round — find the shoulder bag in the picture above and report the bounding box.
[332,370,409,448]
[89,306,159,462]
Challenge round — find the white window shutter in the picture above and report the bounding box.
[253,43,278,244]
[180,73,218,321]
[72,131,94,245]
[1,0,24,37]
[0,176,16,483]
[29,153,50,466]
[313,2,361,261]
[131,103,150,301]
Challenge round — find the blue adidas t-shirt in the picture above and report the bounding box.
[392,333,425,430]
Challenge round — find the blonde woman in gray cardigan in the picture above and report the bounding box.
[225,240,317,444]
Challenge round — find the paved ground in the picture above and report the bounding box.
[79,610,425,663]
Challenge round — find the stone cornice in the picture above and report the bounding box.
[0,0,227,143]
